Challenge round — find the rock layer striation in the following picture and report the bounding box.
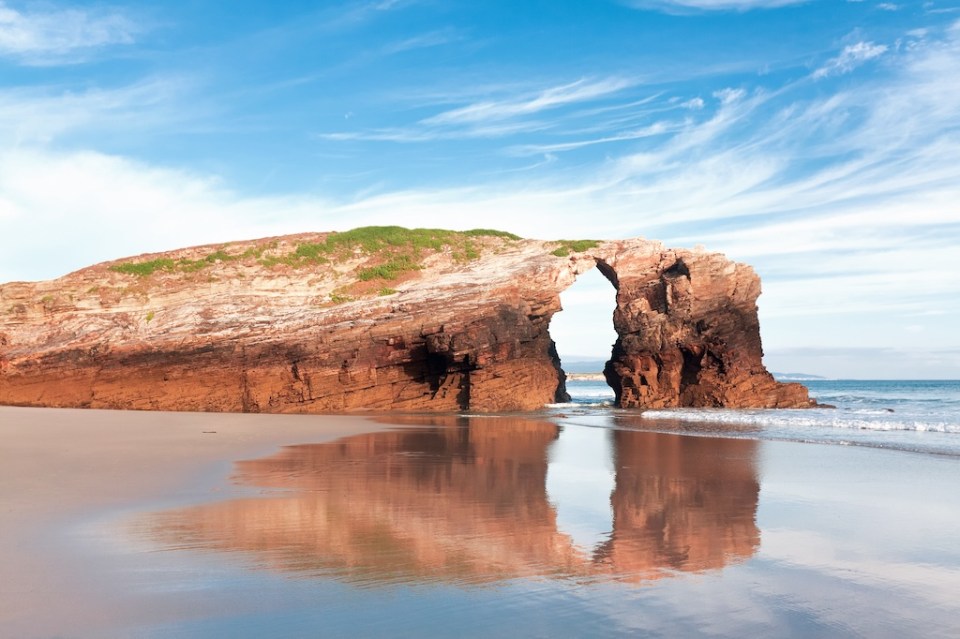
[0,229,812,412]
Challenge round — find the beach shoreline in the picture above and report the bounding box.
[2,405,959,638]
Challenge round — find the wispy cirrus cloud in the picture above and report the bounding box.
[507,121,679,155]
[812,41,888,78]
[0,1,140,65]
[318,120,552,143]
[382,29,460,55]
[423,77,635,125]
[317,0,420,31]
[624,0,807,13]
[317,76,635,142]
[0,77,198,145]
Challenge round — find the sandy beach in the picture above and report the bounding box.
[0,406,385,638]
[2,405,959,638]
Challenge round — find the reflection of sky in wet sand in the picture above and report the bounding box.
[5,409,960,638]
[547,425,615,553]
[141,417,761,586]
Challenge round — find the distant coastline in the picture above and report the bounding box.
[772,372,827,381]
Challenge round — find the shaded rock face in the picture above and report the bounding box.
[598,248,812,409]
[0,233,812,412]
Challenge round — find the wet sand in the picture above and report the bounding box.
[2,407,959,638]
[0,406,385,638]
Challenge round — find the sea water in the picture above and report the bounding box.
[559,378,960,457]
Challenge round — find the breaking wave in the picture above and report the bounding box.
[557,378,960,456]
[638,408,960,434]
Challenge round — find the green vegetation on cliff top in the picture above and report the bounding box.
[287,226,519,261]
[108,227,523,279]
[551,239,599,257]
[107,227,600,286]
[109,247,257,277]
[109,258,178,277]
[272,227,523,279]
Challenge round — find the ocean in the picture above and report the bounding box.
[558,378,960,457]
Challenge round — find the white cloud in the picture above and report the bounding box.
[0,78,192,144]
[0,148,331,282]
[712,87,747,104]
[316,119,551,142]
[382,29,458,54]
[0,1,139,64]
[318,77,636,142]
[813,41,888,78]
[507,120,677,155]
[423,77,635,126]
[625,0,807,12]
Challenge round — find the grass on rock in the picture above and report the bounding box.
[108,228,522,279]
[109,258,177,277]
[551,239,600,257]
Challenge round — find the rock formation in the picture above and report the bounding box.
[0,227,812,412]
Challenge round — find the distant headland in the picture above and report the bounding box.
[0,227,813,413]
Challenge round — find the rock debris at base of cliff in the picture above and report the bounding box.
[0,227,813,413]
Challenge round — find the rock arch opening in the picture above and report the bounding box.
[550,261,619,405]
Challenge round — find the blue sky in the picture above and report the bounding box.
[1,0,958,377]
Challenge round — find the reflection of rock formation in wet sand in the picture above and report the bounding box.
[599,431,760,577]
[144,418,759,585]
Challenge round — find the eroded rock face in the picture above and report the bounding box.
[598,246,812,409]
[0,232,813,412]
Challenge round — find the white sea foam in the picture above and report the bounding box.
[558,379,960,456]
[547,400,614,409]
[638,408,960,434]
[568,389,615,398]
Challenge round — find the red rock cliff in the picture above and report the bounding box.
[0,228,812,412]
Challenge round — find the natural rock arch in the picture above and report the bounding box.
[0,234,812,412]
[523,247,809,411]
[587,251,807,409]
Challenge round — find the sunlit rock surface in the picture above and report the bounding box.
[0,229,812,411]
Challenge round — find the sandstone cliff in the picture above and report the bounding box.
[0,227,812,412]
